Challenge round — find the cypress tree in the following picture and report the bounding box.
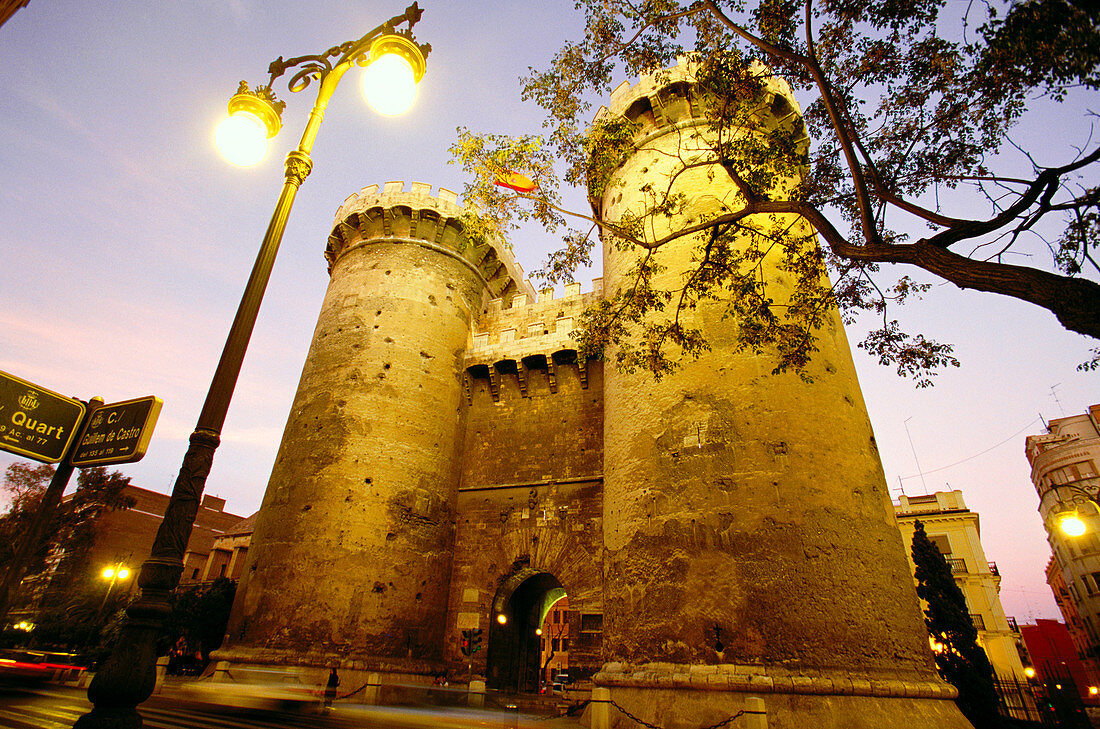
[911,519,1002,729]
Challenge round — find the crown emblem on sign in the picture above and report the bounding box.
[18,391,39,411]
[90,412,104,429]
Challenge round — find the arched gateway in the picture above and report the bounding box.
[486,570,566,693]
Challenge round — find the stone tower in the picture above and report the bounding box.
[594,59,969,726]
[217,62,972,728]
[221,183,530,674]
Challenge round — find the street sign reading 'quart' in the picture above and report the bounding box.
[71,396,163,467]
[0,370,86,463]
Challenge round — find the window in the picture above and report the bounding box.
[219,564,227,578]
[1084,577,1096,597]
[191,568,200,579]
[1070,583,1081,602]
[930,535,951,555]
[552,638,560,652]
[561,638,569,652]
[554,611,560,624]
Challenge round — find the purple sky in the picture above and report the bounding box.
[0,2,1095,624]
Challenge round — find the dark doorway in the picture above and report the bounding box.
[486,571,564,694]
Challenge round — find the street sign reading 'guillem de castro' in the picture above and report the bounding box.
[70,395,162,467]
[0,370,85,463]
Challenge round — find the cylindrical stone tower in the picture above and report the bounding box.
[220,182,529,679]
[596,61,971,727]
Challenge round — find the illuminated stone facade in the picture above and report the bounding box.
[219,60,969,727]
[1028,405,1100,684]
[894,491,1026,680]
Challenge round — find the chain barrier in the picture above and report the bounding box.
[534,699,590,720]
[597,698,756,729]
[335,679,379,700]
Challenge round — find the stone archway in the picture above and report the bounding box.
[486,570,565,693]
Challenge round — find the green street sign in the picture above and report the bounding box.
[71,396,163,467]
[0,370,86,464]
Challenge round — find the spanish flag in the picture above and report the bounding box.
[493,170,537,193]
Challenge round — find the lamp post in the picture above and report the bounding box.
[73,6,428,728]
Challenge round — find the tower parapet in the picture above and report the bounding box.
[594,56,805,142]
[327,181,534,303]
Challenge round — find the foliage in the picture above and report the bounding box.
[451,0,1099,382]
[0,463,55,575]
[38,467,135,603]
[911,520,1002,728]
[0,464,135,634]
[160,577,237,668]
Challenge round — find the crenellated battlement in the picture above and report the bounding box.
[326,181,534,303]
[593,56,804,141]
[468,278,603,359]
[463,278,605,402]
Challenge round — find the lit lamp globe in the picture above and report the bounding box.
[102,567,115,580]
[1060,513,1088,537]
[215,85,283,167]
[361,34,426,116]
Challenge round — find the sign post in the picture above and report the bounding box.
[0,370,162,626]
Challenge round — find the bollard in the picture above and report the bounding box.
[745,696,767,729]
[591,687,611,729]
[212,660,231,682]
[154,656,169,694]
[363,671,382,705]
[468,679,486,709]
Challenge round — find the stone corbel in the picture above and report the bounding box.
[488,366,500,402]
[516,361,529,398]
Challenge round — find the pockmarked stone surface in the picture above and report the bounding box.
[218,61,970,728]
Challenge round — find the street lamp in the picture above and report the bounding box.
[73,6,428,728]
[98,562,131,614]
[1049,483,1100,537]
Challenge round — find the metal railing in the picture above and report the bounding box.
[946,557,968,574]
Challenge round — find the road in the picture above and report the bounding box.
[0,684,579,729]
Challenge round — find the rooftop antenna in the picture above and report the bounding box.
[1050,383,1065,417]
[903,417,929,495]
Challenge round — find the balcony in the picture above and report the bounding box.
[971,614,986,630]
[1007,616,1019,632]
[946,557,968,574]
[988,561,1000,576]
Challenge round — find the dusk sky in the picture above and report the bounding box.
[0,2,1095,624]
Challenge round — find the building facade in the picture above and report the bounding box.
[10,485,243,628]
[181,512,256,586]
[216,60,971,727]
[1027,405,1100,682]
[894,491,1026,680]
[1020,618,1098,702]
